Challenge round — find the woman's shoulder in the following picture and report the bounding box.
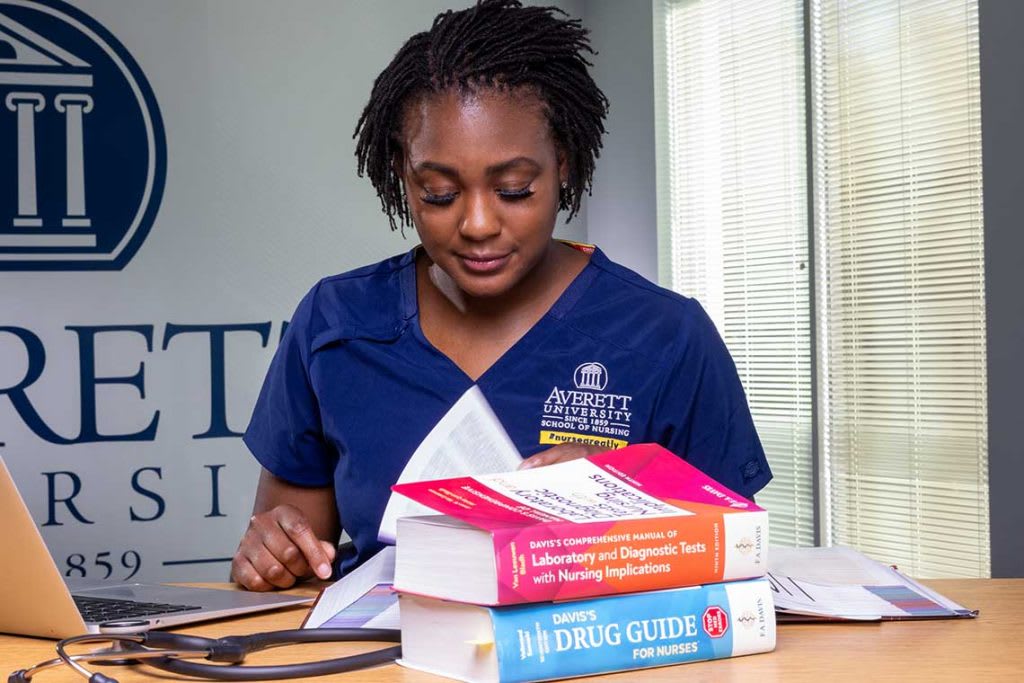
[584,248,706,320]
[569,248,719,355]
[289,250,416,345]
[315,249,413,294]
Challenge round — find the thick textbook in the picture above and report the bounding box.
[398,577,776,683]
[392,443,767,605]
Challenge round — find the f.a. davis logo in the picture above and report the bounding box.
[0,0,165,270]
[735,537,755,555]
[736,611,758,629]
[573,361,608,391]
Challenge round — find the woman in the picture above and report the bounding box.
[232,0,770,591]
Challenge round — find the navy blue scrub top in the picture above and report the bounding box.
[243,245,771,576]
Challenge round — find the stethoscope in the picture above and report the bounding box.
[9,620,401,682]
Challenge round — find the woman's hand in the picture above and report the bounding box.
[230,504,336,591]
[517,442,610,470]
[231,468,341,591]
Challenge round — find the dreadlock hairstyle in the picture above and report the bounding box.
[354,0,609,232]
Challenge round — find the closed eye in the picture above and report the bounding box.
[421,191,458,206]
[498,186,534,201]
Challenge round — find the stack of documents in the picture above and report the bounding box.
[767,546,977,621]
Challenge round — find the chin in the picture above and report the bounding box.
[456,276,517,299]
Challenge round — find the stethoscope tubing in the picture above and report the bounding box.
[9,649,208,683]
[10,628,402,682]
[135,643,403,681]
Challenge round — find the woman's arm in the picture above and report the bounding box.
[230,468,341,591]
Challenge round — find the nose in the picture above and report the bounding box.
[459,190,501,241]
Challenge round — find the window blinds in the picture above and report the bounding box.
[811,0,988,577]
[654,0,815,547]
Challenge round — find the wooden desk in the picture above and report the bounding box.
[2,580,1021,682]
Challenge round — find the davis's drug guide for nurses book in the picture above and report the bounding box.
[392,443,768,605]
[398,576,776,683]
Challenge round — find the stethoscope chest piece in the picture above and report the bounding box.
[96,620,152,665]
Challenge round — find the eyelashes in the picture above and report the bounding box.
[499,186,535,201]
[420,187,535,206]
[421,191,459,206]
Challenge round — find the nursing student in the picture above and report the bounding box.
[231,0,771,592]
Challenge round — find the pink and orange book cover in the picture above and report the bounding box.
[393,443,768,605]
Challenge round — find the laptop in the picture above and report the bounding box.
[0,456,314,638]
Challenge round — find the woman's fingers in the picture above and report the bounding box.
[517,442,609,470]
[230,554,274,591]
[270,506,335,579]
[231,505,335,590]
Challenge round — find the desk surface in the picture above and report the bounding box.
[2,580,1021,682]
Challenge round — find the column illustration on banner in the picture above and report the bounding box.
[55,93,94,229]
[6,91,45,229]
[0,2,165,271]
[1,22,94,247]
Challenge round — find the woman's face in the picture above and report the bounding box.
[400,88,566,300]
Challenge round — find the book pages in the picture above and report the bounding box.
[377,385,522,543]
[303,546,398,630]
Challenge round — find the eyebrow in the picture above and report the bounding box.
[412,156,542,178]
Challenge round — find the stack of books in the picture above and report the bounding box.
[390,443,776,683]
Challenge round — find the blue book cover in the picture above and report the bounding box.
[399,577,775,683]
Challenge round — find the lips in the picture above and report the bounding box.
[459,252,511,274]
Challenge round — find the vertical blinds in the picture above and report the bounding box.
[655,0,989,576]
[811,0,988,577]
[654,0,815,547]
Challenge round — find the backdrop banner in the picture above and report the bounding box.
[0,0,584,582]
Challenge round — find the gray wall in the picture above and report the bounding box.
[979,0,1024,578]
[580,0,659,282]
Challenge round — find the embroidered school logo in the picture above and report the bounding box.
[539,361,634,450]
[573,362,608,391]
[0,0,166,270]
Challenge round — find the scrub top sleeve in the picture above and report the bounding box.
[243,284,336,487]
[657,302,772,499]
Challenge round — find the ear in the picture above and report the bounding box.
[557,147,569,187]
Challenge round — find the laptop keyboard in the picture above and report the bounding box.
[73,595,202,622]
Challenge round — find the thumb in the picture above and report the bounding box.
[517,449,558,470]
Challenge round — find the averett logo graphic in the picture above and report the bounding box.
[0,0,165,270]
[573,362,608,391]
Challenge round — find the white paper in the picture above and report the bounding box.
[769,545,897,584]
[766,545,974,619]
[767,575,890,620]
[377,385,522,543]
[303,546,398,629]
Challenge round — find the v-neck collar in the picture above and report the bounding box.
[399,243,604,386]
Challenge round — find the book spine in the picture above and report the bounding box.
[490,577,776,683]
[493,509,768,604]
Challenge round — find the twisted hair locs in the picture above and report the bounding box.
[354,0,610,232]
